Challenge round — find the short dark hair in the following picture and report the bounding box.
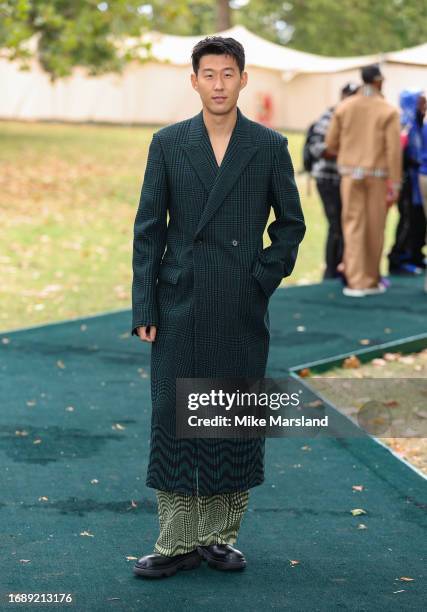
[191,36,245,74]
[361,64,383,84]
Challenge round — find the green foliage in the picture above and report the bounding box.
[1,0,426,79]
[0,0,152,80]
[149,0,215,35]
[149,0,427,57]
[236,0,427,56]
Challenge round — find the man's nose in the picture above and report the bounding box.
[213,77,224,89]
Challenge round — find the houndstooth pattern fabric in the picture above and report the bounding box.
[131,106,306,494]
[153,489,250,556]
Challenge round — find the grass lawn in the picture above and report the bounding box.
[308,348,427,476]
[0,120,399,332]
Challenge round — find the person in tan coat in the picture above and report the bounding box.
[325,64,402,296]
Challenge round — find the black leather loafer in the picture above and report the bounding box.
[133,549,202,578]
[197,544,246,570]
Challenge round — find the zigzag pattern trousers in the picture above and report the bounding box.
[153,489,250,556]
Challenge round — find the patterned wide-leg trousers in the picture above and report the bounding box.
[153,490,250,556]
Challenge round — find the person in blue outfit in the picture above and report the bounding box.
[419,120,427,290]
[388,89,426,274]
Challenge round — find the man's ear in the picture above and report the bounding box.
[191,72,198,91]
[240,71,248,91]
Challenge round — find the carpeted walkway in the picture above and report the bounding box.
[1,276,426,611]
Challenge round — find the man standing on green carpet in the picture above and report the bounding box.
[131,35,306,578]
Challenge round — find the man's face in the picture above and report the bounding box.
[191,53,247,115]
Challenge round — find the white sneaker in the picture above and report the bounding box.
[363,283,387,295]
[343,287,366,297]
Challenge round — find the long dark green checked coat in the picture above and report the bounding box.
[131,106,306,495]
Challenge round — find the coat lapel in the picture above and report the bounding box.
[181,106,259,236]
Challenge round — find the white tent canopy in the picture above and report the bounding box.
[386,42,427,66]
[1,25,426,130]
[134,25,383,74]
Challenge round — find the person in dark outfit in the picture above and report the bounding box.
[131,36,306,578]
[388,90,427,274]
[309,82,359,280]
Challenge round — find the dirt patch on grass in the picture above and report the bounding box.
[306,349,427,476]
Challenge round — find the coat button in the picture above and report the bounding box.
[194,237,203,244]
[231,239,238,246]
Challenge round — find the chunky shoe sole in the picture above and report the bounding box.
[196,545,246,571]
[133,552,202,578]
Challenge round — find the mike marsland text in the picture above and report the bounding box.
[187,415,329,427]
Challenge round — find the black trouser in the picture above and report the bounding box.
[315,178,344,279]
[409,205,426,267]
[388,177,412,271]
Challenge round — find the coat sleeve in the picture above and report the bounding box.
[131,133,168,336]
[251,137,306,298]
[308,112,329,159]
[385,109,403,187]
[325,109,340,155]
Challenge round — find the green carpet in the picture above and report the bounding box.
[1,276,426,611]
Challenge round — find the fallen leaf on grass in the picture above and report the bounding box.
[372,358,386,366]
[383,352,401,362]
[398,356,415,365]
[289,560,300,566]
[343,355,361,369]
[352,485,364,491]
[351,508,367,516]
[80,531,94,537]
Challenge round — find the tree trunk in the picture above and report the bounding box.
[216,0,231,31]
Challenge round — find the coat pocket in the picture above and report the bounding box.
[251,273,269,301]
[157,263,182,285]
